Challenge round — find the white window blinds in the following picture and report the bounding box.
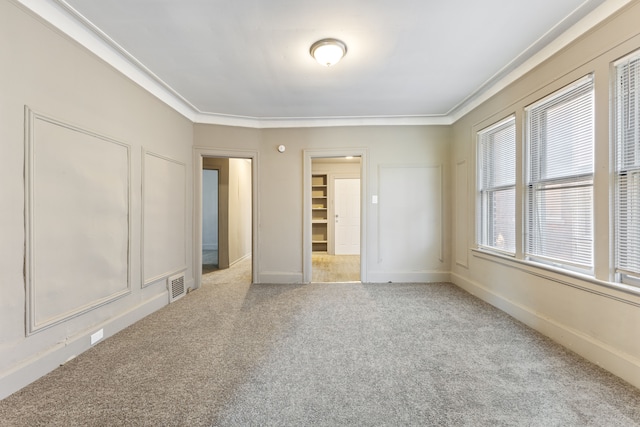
[614,52,640,283]
[526,75,594,270]
[478,116,516,253]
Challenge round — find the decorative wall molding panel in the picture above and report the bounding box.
[455,160,469,268]
[377,164,443,272]
[142,150,187,287]
[24,107,131,334]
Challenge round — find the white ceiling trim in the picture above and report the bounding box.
[15,0,632,129]
[193,112,453,128]
[15,0,198,122]
[449,0,633,123]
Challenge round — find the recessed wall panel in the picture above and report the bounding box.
[142,151,186,286]
[26,109,130,333]
[378,165,442,271]
[456,160,469,267]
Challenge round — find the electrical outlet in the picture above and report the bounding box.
[90,329,103,345]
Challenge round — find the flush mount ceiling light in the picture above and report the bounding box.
[310,38,347,67]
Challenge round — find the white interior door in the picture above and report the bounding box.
[335,178,360,255]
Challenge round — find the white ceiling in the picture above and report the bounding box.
[26,0,626,126]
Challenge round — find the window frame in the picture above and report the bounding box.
[477,115,517,256]
[613,50,640,287]
[524,74,595,275]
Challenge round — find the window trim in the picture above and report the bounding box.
[476,115,516,255]
[524,74,595,275]
[472,248,640,301]
[613,50,640,287]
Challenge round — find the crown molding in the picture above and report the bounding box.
[15,0,199,121]
[193,112,453,128]
[449,0,633,123]
[14,0,633,129]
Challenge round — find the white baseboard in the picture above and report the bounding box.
[450,272,640,390]
[0,293,167,400]
[184,277,195,294]
[366,271,451,283]
[258,271,303,284]
[229,252,251,268]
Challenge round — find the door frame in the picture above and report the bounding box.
[193,147,259,288]
[202,160,229,269]
[303,148,368,283]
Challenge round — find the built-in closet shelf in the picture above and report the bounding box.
[312,173,328,252]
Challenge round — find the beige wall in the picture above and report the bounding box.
[228,158,252,265]
[0,2,193,398]
[312,160,361,175]
[194,124,452,283]
[450,1,640,389]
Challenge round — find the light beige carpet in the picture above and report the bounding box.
[1,259,640,426]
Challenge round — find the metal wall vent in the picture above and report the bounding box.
[168,273,186,303]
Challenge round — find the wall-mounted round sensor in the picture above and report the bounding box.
[278,145,286,153]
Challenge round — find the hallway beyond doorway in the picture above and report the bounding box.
[197,151,256,287]
[203,249,219,274]
[309,155,363,283]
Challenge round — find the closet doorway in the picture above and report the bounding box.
[311,157,362,282]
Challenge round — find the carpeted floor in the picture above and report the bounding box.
[1,258,640,426]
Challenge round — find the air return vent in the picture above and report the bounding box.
[167,273,186,303]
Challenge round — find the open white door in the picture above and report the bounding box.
[334,178,360,255]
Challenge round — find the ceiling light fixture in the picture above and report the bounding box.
[310,38,347,67]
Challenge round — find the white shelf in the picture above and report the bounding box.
[312,174,328,252]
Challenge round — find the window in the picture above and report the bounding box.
[478,116,516,254]
[525,75,594,271]
[614,51,640,285]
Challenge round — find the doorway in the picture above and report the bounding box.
[194,148,258,288]
[310,157,362,282]
[202,169,219,272]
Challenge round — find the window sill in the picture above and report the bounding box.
[471,248,640,306]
